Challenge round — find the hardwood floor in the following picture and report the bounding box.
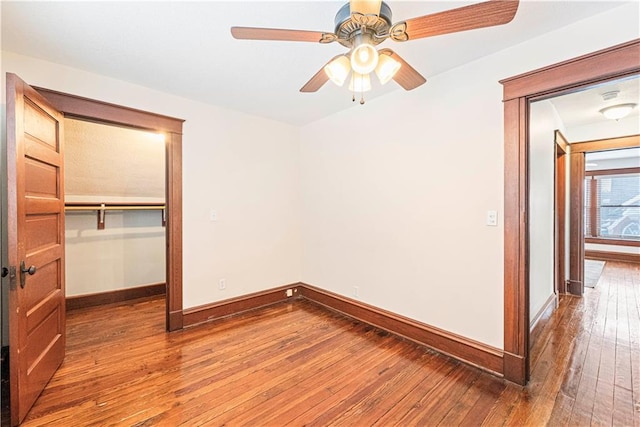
[21,262,639,426]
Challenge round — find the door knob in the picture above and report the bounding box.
[20,261,36,288]
[21,263,36,275]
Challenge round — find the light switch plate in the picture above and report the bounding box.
[487,210,498,226]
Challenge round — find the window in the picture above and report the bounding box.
[584,170,640,242]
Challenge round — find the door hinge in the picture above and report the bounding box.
[3,266,17,290]
[2,266,16,279]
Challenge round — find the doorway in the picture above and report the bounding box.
[527,79,639,375]
[32,86,185,332]
[500,39,640,385]
[530,76,639,298]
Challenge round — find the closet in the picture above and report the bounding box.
[64,118,166,305]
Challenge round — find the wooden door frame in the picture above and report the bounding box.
[555,131,568,295]
[499,39,640,385]
[568,150,585,296]
[570,135,640,277]
[33,87,184,332]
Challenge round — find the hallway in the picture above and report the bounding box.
[526,261,639,425]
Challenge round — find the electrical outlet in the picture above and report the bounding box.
[286,289,293,297]
[353,286,359,298]
[219,278,226,290]
[210,209,218,222]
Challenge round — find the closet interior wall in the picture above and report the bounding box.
[64,118,166,297]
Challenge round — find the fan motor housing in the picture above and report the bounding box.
[334,1,393,48]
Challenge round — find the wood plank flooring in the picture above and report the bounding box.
[21,262,639,426]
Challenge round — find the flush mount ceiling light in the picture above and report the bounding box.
[231,0,520,104]
[598,90,637,120]
[599,103,637,120]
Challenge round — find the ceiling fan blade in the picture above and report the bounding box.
[398,0,519,41]
[350,0,382,16]
[231,27,336,43]
[300,55,345,93]
[379,49,426,91]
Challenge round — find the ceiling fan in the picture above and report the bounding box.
[231,0,519,103]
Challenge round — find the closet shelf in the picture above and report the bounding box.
[65,202,166,230]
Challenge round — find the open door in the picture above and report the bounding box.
[6,73,66,425]
[554,131,568,295]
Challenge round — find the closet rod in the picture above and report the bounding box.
[64,203,166,229]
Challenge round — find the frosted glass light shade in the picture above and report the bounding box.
[350,43,379,74]
[599,103,637,120]
[349,72,371,92]
[324,56,351,86]
[375,54,401,85]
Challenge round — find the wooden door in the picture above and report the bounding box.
[6,73,66,425]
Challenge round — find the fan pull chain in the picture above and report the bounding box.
[352,92,365,104]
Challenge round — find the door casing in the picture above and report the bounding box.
[33,87,185,332]
[500,39,640,385]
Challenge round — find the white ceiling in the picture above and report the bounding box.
[548,75,640,131]
[0,1,634,126]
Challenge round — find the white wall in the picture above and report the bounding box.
[587,243,639,255]
[1,51,302,309]
[300,3,639,349]
[64,118,166,199]
[65,211,167,296]
[529,100,563,325]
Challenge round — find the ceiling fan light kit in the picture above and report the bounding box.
[349,72,372,93]
[350,36,379,74]
[324,55,351,86]
[231,0,519,103]
[375,53,402,85]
